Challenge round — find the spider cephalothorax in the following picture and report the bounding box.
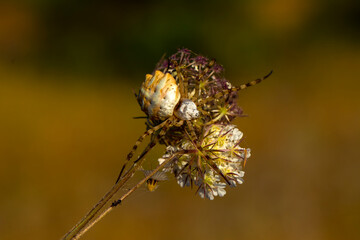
[117,48,271,184]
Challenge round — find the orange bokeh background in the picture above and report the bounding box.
[0,1,359,240]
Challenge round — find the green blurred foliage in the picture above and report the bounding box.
[0,1,359,240]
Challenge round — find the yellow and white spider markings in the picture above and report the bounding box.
[120,69,200,181]
[138,70,181,121]
[143,170,168,192]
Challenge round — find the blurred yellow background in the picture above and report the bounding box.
[0,1,359,240]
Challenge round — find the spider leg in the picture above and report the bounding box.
[236,70,273,91]
[127,119,170,161]
[197,70,273,106]
[154,53,167,71]
[175,65,187,98]
[117,118,170,182]
[185,120,198,142]
[156,120,172,146]
[116,117,180,183]
[116,138,157,183]
[156,117,185,146]
[172,119,184,127]
[133,116,148,119]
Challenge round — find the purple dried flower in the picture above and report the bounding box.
[161,59,169,69]
[229,104,244,117]
[215,77,232,90]
[213,63,224,73]
[193,55,208,65]
[170,53,179,60]
[178,48,191,54]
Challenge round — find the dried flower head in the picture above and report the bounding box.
[123,48,271,199]
[159,124,250,200]
[61,49,271,240]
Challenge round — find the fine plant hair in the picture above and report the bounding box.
[61,48,272,240]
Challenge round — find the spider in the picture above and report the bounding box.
[116,49,272,183]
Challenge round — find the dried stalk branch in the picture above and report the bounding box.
[61,149,182,240]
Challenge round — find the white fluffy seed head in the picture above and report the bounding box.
[174,99,200,120]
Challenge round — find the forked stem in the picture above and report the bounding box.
[61,151,182,240]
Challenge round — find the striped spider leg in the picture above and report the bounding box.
[201,70,273,106]
[116,115,188,182]
[198,70,273,125]
[116,58,204,184]
[116,119,169,183]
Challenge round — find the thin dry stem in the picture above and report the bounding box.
[61,141,153,240]
[62,150,182,240]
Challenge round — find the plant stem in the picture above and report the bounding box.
[61,140,157,240]
[61,164,136,240]
[61,149,182,240]
[71,152,181,240]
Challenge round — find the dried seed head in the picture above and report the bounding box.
[158,124,250,200]
[134,48,264,199]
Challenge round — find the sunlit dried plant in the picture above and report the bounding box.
[62,48,272,240]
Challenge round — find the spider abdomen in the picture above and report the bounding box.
[138,70,181,121]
